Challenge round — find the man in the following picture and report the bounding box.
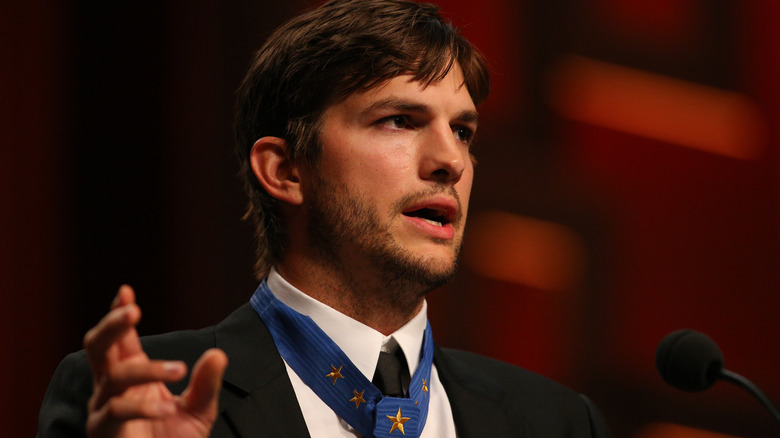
[39,0,610,437]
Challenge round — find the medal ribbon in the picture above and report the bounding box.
[250,281,433,437]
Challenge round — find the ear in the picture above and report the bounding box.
[249,136,303,205]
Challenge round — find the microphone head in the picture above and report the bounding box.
[656,329,724,392]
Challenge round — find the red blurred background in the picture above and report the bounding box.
[3,1,778,437]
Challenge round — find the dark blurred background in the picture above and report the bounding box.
[3,1,779,437]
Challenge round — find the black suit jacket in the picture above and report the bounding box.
[38,303,610,437]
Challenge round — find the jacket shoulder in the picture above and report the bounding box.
[436,348,611,437]
[438,347,578,395]
[37,351,92,438]
[141,326,218,361]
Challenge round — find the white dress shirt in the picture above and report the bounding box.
[266,267,458,437]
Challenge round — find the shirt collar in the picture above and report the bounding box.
[266,267,427,380]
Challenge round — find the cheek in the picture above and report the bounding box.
[318,151,409,204]
[321,133,411,173]
[351,147,414,185]
[456,170,474,209]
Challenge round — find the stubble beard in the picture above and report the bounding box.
[306,175,463,303]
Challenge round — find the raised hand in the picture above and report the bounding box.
[83,285,228,437]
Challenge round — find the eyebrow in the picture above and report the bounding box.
[361,97,479,124]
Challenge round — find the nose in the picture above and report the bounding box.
[419,123,466,184]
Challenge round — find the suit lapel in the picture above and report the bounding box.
[212,304,311,438]
[434,346,516,438]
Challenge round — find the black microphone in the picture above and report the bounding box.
[656,329,780,427]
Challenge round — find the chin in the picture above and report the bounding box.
[374,249,460,295]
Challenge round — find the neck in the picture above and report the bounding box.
[276,255,425,335]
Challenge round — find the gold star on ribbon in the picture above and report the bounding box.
[326,364,344,385]
[387,407,410,435]
[350,389,366,409]
[422,378,428,396]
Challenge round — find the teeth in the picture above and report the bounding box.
[419,217,443,227]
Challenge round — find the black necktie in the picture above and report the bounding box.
[372,346,409,398]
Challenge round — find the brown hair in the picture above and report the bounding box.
[235,0,490,279]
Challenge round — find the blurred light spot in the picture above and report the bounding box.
[547,55,767,160]
[464,211,586,293]
[633,422,742,438]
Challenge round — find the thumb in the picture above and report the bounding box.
[182,348,228,418]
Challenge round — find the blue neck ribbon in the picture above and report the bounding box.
[250,281,433,438]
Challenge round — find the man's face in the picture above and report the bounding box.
[303,64,478,293]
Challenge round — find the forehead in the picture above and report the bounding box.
[324,64,477,119]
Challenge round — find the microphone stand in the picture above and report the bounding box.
[719,369,780,428]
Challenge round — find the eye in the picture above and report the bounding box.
[453,125,475,144]
[378,115,412,130]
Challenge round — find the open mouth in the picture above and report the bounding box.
[402,207,450,227]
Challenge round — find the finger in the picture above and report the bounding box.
[181,349,228,418]
[91,359,187,408]
[83,303,142,375]
[87,395,178,437]
[110,285,145,358]
[111,284,136,310]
